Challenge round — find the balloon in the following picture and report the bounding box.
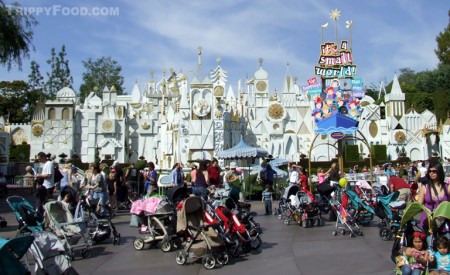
[339,177,347,188]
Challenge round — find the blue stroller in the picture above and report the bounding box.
[7,196,44,235]
[375,191,406,241]
[0,235,35,275]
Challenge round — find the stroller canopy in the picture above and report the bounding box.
[399,202,432,233]
[176,196,204,233]
[166,186,189,205]
[0,235,34,275]
[283,185,300,199]
[431,201,450,234]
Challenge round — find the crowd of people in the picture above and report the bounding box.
[312,159,450,275]
[21,151,450,274]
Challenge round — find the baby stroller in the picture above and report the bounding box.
[214,205,252,257]
[221,197,262,250]
[297,190,323,228]
[343,189,376,226]
[375,191,406,241]
[279,185,302,225]
[354,180,375,203]
[132,195,181,252]
[43,201,91,260]
[373,176,389,196]
[7,196,43,235]
[0,235,35,275]
[29,230,79,275]
[390,202,432,272]
[80,195,120,246]
[175,196,228,269]
[315,183,336,214]
[330,199,363,237]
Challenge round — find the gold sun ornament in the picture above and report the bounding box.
[32,125,43,137]
[268,103,284,120]
[330,9,341,21]
[395,131,406,144]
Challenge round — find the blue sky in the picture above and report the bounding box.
[1,0,449,94]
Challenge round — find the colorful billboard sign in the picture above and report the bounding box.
[315,40,357,79]
[302,77,323,95]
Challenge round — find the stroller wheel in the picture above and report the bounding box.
[278,214,283,220]
[284,220,289,225]
[379,228,392,241]
[340,230,346,236]
[332,230,337,236]
[359,230,364,237]
[170,238,182,250]
[250,236,262,250]
[160,241,172,252]
[216,252,229,265]
[81,248,92,259]
[202,254,216,269]
[349,232,355,238]
[176,250,187,265]
[133,238,145,250]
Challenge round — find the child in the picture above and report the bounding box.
[430,236,450,275]
[317,168,325,185]
[400,231,430,275]
[262,184,273,215]
[35,178,47,217]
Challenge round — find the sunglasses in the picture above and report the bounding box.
[428,169,437,174]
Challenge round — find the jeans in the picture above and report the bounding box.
[401,265,422,275]
[264,200,272,214]
[193,187,208,201]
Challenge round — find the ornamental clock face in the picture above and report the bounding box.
[395,131,406,143]
[214,86,224,97]
[256,81,267,91]
[32,125,44,137]
[102,120,113,131]
[268,103,285,120]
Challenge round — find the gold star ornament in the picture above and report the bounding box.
[330,9,341,21]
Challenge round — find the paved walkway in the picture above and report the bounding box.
[0,197,395,275]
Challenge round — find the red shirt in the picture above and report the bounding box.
[390,176,410,191]
[207,166,220,185]
[299,174,308,191]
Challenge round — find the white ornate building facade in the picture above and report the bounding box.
[2,50,449,168]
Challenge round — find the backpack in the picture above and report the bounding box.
[54,166,63,183]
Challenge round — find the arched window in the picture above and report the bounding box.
[48,108,56,120]
[62,108,70,119]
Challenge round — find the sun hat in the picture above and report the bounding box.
[230,162,237,169]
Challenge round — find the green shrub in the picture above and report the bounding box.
[372,145,387,162]
[344,145,359,161]
[9,143,30,161]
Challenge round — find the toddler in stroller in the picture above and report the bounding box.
[175,196,228,269]
[277,184,302,225]
[131,195,181,252]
